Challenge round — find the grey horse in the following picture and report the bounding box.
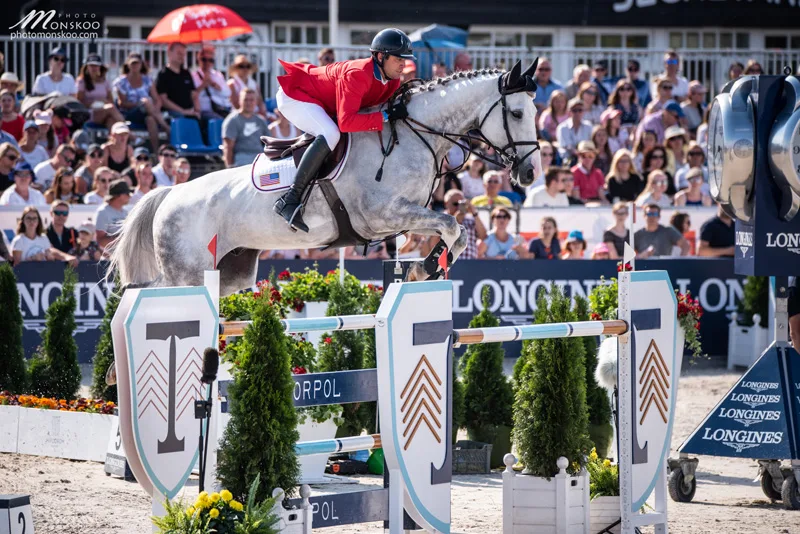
[108,60,542,297]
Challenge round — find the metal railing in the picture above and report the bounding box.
[2,36,799,100]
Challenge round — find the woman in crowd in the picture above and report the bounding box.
[591,242,611,260]
[603,201,631,260]
[74,143,103,195]
[457,154,487,200]
[674,141,707,191]
[227,55,268,118]
[527,140,553,190]
[102,122,133,175]
[608,78,641,128]
[537,90,569,142]
[83,166,115,205]
[641,146,674,196]
[477,206,525,260]
[728,61,745,81]
[113,53,171,151]
[744,60,763,75]
[17,120,49,169]
[600,108,628,153]
[636,169,673,208]
[605,149,644,203]
[50,108,71,146]
[561,230,586,260]
[267,109,300,140]
[579,82,604,125]
[76,54,124,129]
[670,211,692,236]
[174,158,191,184]
[32,46,76,97]
[44,167,82,204]
[0,160,46,206]
[129,161,156,206]
[527,216,562,260]
[632,129,658,174]
[10,206,76,264]
[673,167,713,207]
[591,125,613,176]
[34,110,56,156]
[664,126,689,178]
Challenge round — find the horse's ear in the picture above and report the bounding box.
[522,57,539,79]
[506,60,522,87]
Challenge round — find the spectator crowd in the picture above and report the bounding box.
[1,43,746,265]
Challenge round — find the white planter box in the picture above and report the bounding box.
[297,415,339,484]
[16,407,113,462]
[503,455,589,534]
[288,301,328,349]
[0,405,20,453]
[727,313,769,370]
[589,496,620,534]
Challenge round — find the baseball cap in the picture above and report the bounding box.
[133,146,151,159]
[577,140,597,155]
[23,120,38,131]
[48,45,69,61]
[664,101,684,118]
[78,220,95,234]
[12,161,33,178]
[593,242,610,255]
[71,129,91,152]
[664,125,687,141]
[689,80,707,94]
[599,108,622,124]
[111,122,130,135]
[566,230,584,242]
[84,54,103,66]
[34,109,53,125]
[105,179,132,202]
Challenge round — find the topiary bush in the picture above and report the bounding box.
[91,275,122,401]
[216,292,299,502]
[0,262,27,393]
[513,284,591,477]
[28,267,81,400]
[738,275,768,328]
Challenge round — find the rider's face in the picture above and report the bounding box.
[382,54,406,80]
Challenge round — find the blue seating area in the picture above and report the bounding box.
[207,118,224,151]
[170,118,222,156]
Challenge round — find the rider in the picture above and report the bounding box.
[273,28,414,232]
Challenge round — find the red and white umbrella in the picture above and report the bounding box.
[147,4,252,44]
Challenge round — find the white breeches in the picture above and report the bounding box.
[276,87,340,151]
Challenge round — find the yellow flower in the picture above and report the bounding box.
[220,489,233,503]
[210,493,221,503]
[198,491,209,500]
[209,508,220,519]
[230,500,243,512]
[195,496,209,510]
[589,449,598,461]
[186,507,195,517]
[603,459,611,467]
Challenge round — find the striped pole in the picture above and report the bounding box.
[219,314,377,337]
[453,320,627,346]
[295,434,382,457]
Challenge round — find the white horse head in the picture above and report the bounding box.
[475,59,542,187]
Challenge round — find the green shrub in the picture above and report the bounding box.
[0,263,27,393]
[216,293,299,502]
[91,276,122,401]
[513,284,591,477]
[738,276,768,328]
[28,267,81,400]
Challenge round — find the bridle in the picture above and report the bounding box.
[383,72,540,188]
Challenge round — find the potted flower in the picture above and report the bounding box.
[587,448,621,534]
[505,284,592,534]
[728,275,769,369]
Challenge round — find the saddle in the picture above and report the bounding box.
[260,133,350,179]
[260,132,368,250]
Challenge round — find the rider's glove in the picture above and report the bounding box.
[383,102,409,122]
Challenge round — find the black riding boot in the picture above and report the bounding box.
[273,136,331,233]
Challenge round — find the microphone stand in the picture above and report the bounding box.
[195,384,214,493]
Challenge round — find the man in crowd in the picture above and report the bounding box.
[634,203,689,257]
[0,141,19,191]
[434,189,487,260]
[157,42,200,120]
[564,64,590,100]
[626,59,651,108]
[533,58,562,111]
[651,50,690,101]
[556,98,593,162]
[524,166,569,207]
[0,160,46,206]
[590,60,610,105]
[697,204,735,258]
[46,200,77,254]
[636,101,682,144]
[95,179,131,248]
[222,88,270,168]
[454,52,473,72]
[152,144,178,186]
[471,171,513,208]
[34,144,75,191]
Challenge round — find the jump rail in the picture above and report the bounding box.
[295,434,382,456]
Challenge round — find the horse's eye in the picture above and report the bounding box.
[510,110,523,119]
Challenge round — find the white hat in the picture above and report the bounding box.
[111,122,130,135]
[0,72,24,91]
[33,109,53,126]
[78,220,95,234]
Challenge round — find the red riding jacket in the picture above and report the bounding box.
[277,57,400,133]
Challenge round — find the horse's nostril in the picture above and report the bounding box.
[527,168,534,180]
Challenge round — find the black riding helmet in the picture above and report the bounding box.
[370,28,415,60]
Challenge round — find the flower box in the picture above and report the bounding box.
[0,405,20,453]
[727,313,769,370]
[589,496,620,534]
[297,415,339,484]
[503,454,590,534]
[15,406,113,462]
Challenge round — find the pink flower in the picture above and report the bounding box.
[324,337,332,344]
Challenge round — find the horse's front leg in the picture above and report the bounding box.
[391,204,467,279]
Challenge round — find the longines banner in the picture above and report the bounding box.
[13,259,745,364]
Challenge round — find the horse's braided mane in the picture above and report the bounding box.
[392,67,506,105]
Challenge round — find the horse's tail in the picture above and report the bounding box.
[106,187,173,289]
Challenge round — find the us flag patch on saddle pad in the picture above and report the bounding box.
[249,144,351,193]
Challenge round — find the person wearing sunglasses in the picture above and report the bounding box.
[11,206,77,265]
[192,45,232,121]
[589,59,611,106]
[17,120,49,170]
[44,166,82,205]
[645,77,678,116]
[625,59,651,108]
[83,166,115,205]
[45,199,78,254]
[674,141,708,192]
[634,203,689,258]
[471,170,513,208]
[578,81,604,125]
[635,169,673,209]
[681,81,707,136]
[636,101,683,145]
[0,141,21,191]
[674,167,712,207]
[524,166,569,208]
[532,58,563,112]
[0,160,46,206]
[32,46,77,97]
[556,97,593,162]
[477,206,526,260]
[608,79,641,130]
[153,144,179,187]
[650,50,689,102]
[77,53,125,129]
[227,55,268,118]
[33,143,76,191]
[74,143,104,194]
[114,53,171,151]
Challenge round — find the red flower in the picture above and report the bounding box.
[253,291,262,299]
[617,262,632,272]
[292,366,308,375]
[218,338,227,353]
[327,270,337,276]
[278,270,291,281]
[590,312,602,321]
[695,322,701,330]
[324,337,332,344]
